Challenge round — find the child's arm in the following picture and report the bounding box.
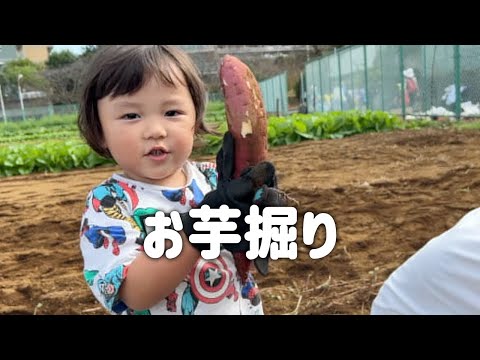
[80,181,199,314]
[118,231,199,311]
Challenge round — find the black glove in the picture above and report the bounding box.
[180,132,286,254]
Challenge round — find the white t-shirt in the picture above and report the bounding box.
[371,207,480,315]
[80,161,263,315]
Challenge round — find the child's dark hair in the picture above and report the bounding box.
[78,45,212,158]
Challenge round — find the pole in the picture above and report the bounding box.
[319,59,324,112]
[0,85,6,122]
[380,45,385,111]
[422,45,427,113]
[454,45,461,119]
[18,74,25,121]
[399,45,406,119]
[363,45,369,109]
[337,48,343,111]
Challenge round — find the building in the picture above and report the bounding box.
[17,45,53,63]
[0,45,53,66]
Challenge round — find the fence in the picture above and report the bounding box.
[259,72,288,116]
[200,74,289,116]
[1,103,79,122]
[1,76,289,124]
[301,45,480,118]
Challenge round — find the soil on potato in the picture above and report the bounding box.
[1,127,479,315]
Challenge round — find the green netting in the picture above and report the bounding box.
[303,45,478,118]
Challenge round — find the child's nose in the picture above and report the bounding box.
[143,117,167,139]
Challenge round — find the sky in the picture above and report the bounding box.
[51,45,88,55]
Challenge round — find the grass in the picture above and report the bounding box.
[454,119,480,130]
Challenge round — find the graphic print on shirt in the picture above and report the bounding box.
[126,308,151,315]
[81,163,263,315]
[174,257,239,314]
[84,269,99,286]
[165,290,178,312]
[241,273,262,306]
[181,284,199,315]
[92,265,128,314]
[132,207,160,247]
[161,178,205,208]
[195,162,217,189]
[91,179,140,232]
[196,162,252,287]
[190,257,239,304]
[80,218,127,256]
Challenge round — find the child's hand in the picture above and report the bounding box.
[181,132,288,253]
[181,163,287,253]
[216,131,276,187]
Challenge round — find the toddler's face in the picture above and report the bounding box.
[98,70,196,187]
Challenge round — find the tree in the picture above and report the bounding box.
[0,58,47,100]
[46,50,78,69]
[80,45,98,57]
[44,56,91,104]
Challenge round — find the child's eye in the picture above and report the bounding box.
[165,110,181,117]
[121,113,140,120]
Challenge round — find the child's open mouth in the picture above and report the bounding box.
[146,147,169,160]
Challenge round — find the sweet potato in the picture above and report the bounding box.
[219,55,298,279]
[219,55,269,178]
[219,55,270,279]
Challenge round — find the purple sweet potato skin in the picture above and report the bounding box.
[219,55,268,179]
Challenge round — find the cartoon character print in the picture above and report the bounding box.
[127,308,151,315]
[241,273,262,307]
[166,291,178,312]
[161,188,187,205]
[91,179,140,232]
[179,256,239,314]
[181,284,199,315]
[96,265,128,314]
[81,193,92,222]
[86,268,153,315]
[81,219,126,256]
[131,207,159,247]
[195,162,217,189]
[162,178,205,208]
[232,252,251,285]
[84,270,99,286]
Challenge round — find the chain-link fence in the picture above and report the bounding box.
[301,45,480,118]
[1,103,79,122]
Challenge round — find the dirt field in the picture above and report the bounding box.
[1,127,480,315]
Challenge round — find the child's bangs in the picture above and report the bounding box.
[95,47,186,100]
